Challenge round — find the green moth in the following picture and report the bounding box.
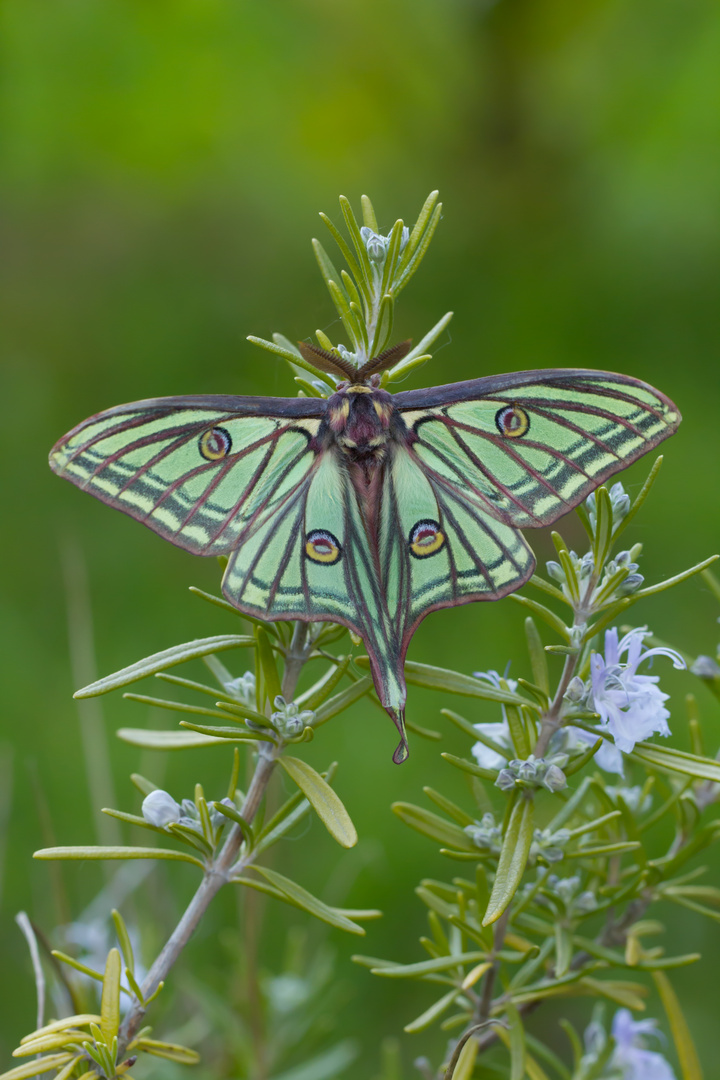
[49,343,680,763]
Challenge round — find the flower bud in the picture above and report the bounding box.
[142,790,181,828]
[360,226,387,262]
[564,676,586,703]
[545,560,564,582]
[691,655,720,678]
[495,769,516,791]
[543,765,567,792]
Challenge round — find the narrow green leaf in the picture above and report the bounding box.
[212,801,254,846]
[631,742,720,782]
[593,486,614,566]
[214,699,276,726]
[578,976,648,1010]
[423,787,475,827]
[249,866,365,935]
[247,335,328,380]
[506,1002,526,1080]
[567,841,641,859]
[527,574,568,604]
[167,821,213,855]
[450,1033,480,1080]
[403,988,461,1034]
[564,738,603,776]
[441,709,510,759]
[301,655,352,711]
[505,704,530,759]
[280,757,357,848]
[311,677,373,726]
[319,212,368,301]
[135,1039,200,1065]
[100,948,121,1042]
[129,774,157,798]
[385,352,431,384]
[73,635,253,698]
[154,670,240,702]
[399,190,439,268]
[484,797,535,925]
[406,718,442,740]
[635,554,719,598]
[386,310,453,377]
[34,846,204,867]
[111,910,134,975]
[612,455,663,541]
[380,218,406,297]
[255,626,281,707]
[360,193,379,231]
[339,196,374,285]
[12,1034,81,1057]
[701,567,720,604]
[372,951,486,978]
[524,618,549,694]
[179,721,274,743]
[117,728,230,749]
[187,584,243,617]
[125,966,144,1004]
[392,802,475,850]
[0,1053,74,1079]
[123,693,231,720]
[51,951,104,984]
[102,807,165,834]
[395,202,442,296]
[398,660,533,705]
[369,293,394,358]
[19,1016,101,1045]
[508,594,570,641]
[441,753,499,781]
[652,971,703,1080]
[554,925,573,977]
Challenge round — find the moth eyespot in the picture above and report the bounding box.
[305,529,342,565]
[495,405,529,438]
[409,519,445,559]
[199,426,232,460]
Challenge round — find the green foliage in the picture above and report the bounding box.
[248,192,451,387]
[8,185,719,1080]
[355,466,720,1076]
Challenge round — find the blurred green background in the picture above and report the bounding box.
[2,0,719,1074]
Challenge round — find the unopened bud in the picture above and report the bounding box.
[564,676,586,703]
[142,790,181,827]
[543,765,567,793]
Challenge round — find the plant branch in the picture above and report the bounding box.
[118,619,317,1056]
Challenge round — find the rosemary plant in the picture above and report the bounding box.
[6,194,719,1080]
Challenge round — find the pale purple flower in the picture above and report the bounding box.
[608,1009,676,1079]
[587,628,685,755]
[471,670,516,769]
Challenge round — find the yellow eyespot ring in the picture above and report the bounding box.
[409,519,445,559]
[199,426,232,460]
[305,529,342,565]
[495,405,529,438]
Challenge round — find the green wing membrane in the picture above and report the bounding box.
[50,369,680,763]
[49,396,323,556]
[396,370,681,528]
[222,450,409,759]
[380,446,534,637]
